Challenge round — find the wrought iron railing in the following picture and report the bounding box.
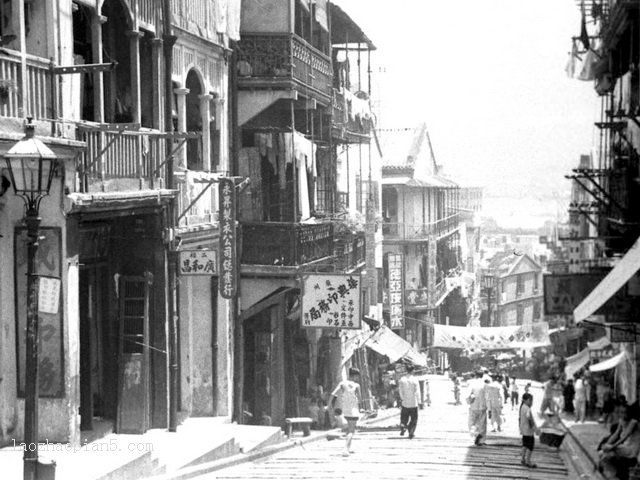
[236,33,332,98]
[241,222,334,266]
[382,214,460,240]
[334,231,366,271]
[0,49,52,120]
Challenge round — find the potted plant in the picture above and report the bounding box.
[0,79,17,102]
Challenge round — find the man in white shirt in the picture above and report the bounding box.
[467,371,489,446]
[487,374,503,432]
[331,367,362,457]
[398,364,421,439]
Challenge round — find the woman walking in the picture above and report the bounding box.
[510,377,519,410]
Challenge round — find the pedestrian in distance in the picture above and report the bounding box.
[467,370,489,446]
[539,375,559,416]
[563,378,575,414]
[331,367,362,457]
[398,364,421,439]
[519,393,541,468]
[510,377,519,410]
[574,372,587,423]
[452,375,462,406]
[487,374,503,432]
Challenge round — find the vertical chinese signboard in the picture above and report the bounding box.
[219,178,237,298]
[387,253,404,329]
[14,227,64,397]
[301,273,361,329]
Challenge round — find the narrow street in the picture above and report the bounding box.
[196,377,568,479]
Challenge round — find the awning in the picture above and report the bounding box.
[365,325,426,366]
[574,236,640,323]
[589,350,626,372]
[381,174,457,188]
[587,335,611,351]
[564,348,590,378]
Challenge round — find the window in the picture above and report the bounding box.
[533,302,541,320]
[516,304,524,325]
[533,273,539,293]
[516,275,524,297]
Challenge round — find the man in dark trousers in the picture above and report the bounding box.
[398,364,421,439]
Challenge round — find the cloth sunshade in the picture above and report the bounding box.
[574,235,640,323]
[589,351,626,373]
[365,325,426,366]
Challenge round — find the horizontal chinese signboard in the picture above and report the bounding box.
[543,273,630,317]
[179,250,217,275]
[302,273,361,329]
[610,324,636,343]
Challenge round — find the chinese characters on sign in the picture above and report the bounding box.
[610,324,636,343]
[218,178,237,298]
[302,274,361,329]
[15,227,63,397]
[387,253,404,329]
[179,250,217,275]
[38,276,61,314]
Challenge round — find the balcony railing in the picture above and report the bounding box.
[77,125,166,192]
[332,88,372,141]
[334,231,366,271]
[0,48,53,121]
[382,214,459,240]
[236,33,332,99]
[241,222,334,266]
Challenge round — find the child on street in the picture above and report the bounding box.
[519,393,540,468]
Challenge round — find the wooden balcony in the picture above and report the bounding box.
[241,222,334,267]
[0,48,53,122]
[331,88,372,143]
[77,125,167,192]
[382,214,460,242]
[236,33,332,102]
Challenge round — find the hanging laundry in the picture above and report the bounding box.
[216,0,228,35]
[565,41,578,79]
[255,133,269,156]
[227,0,242,41]
[620,72,632,114]
[577,48,598,81]
[313,0,329,31]
[277,133,288,190]
[579,3,590,51]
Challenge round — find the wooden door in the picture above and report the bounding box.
[116,275,150,434]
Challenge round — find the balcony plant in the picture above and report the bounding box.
[0,79,17,102]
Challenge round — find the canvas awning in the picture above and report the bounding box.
[564,348,590,378]
[587,335,611,351]
[574,236,640,323]
[589,351,626,372]
[365,325,426,366]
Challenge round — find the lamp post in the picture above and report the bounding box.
[4,119,57,480]
[482,274,496,327]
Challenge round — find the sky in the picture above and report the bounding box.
[336,0,600,229]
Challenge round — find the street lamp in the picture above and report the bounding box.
[481,274,496,327]
[4,118,57,480]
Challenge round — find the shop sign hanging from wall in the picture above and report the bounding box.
[387,252,404,329]
[219,178,237,298]
[301,273,361,329]
[179,250,217,275]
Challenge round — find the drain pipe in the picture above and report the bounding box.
[162,0,179,433]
